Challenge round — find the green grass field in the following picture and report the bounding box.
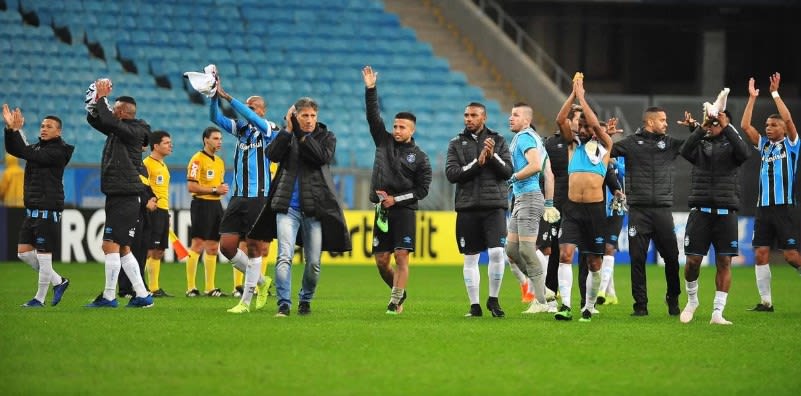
[1,261,800,395]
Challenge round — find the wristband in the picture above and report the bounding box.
[544,199,554,208]
[772,91,780,99]
[212,186,217,195]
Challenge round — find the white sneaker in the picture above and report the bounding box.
[547,300,558,313]
[709,313,733,325]
[523,301,550,314]
[590,307,600,315]
[680,303,698,323]
[545,288,556,302]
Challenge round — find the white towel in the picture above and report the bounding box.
[184,64,218,97]
[703,87,730,122]
[85,78,112,113]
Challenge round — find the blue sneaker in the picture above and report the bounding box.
[51,278,70,306]
[126,294,154,308]
[21,298,44,307]
[85,294,119,308]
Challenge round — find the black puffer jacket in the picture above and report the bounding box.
[249,121,351,253]
[544,132,570,208]
[4,128,74,210]
[87,97,149,196]
[445,126,512,211]
[611,128,684,208]
[365,87,432,209]
[680,125,750,210]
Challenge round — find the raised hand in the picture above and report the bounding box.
[2,104,12,128]
[677,111,696,126]
[748,77,760,98]
[573,77,585,98]
[606,117,623,134]
[284,105,296,132]
[95,78,112,98]
[362,66,377,88]
[769,72,781,93]
[215,76,231,101]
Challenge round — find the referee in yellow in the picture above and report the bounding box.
[185,127,229,297]
[143,130,174,297]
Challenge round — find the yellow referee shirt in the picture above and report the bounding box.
[187,150,224,201]
[143,156,170,210]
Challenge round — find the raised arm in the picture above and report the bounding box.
[556,89,576,142]
[769,72,797,141]
[229,98,270,133]
[362,66,388,146]
[209,78,239,135]
[575,78,612,150]
[740,78,761,146]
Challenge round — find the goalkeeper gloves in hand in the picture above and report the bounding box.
[543,199,560,223]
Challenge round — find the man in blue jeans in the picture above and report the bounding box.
[249,97,351,317]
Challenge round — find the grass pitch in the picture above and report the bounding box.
[1,262,800,395]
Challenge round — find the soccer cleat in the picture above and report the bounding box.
[51,277,70,306]
[596,291,606,305]
[204,288,226,297]
[298,301,311,315]
[631,309,649,316]
[21,298,44,308]
[465,304,483,317]
[386,302,398,315]
[747,303,774,312]
[523,301,550,314]
[151,288,173,298]
[255,277,272,310]
[126,294,155,308]
[666,294,680,316]
[709,312,733,325]
[604,294,619,305]
[227,302,249,314]
[486,297,505,318]
[232,286,243,298]
[85,294,119,308]
[185,289,200,297]
[578,309,592,322]
[554,305,572,321]
[397,290,407,314]
[547,300,558,313]
[589,307,600,315]
[276,303,290,317]
[520,281,534,303]
[680,303,698,323]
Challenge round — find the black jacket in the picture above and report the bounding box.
[611,128,684,207]
[544,132,570,209]
[680,125,750,210]
[4,128,74,210]
[87,97,150,196]
[445,126,512,211]
[249,120,351,253]
[365,87,432,209]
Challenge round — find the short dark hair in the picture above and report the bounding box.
[395,112,416,123]
[644,106,665,115]
[513,101,530,108]
[149,130,170,149]
[768,113,784,121]
[203,126,221,140]
[44,115,62,129]
[466,102,486,112]
[116,96,137,106]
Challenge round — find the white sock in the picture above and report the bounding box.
[508,256,527,286]
[607,271,617,296]
[686,280,699,307]
[34,253,55,302]
[229,249,249,273]
[487,247,505,298]
[599,255,614,294]
[241,257,261,305]
[558,263,573,308]
[536,250,549,279]
[19,250,40,271]
[712,291,728,316]
[103,253,122,300]
[120,253,148,297]
[463,254,480,304]
[755,264,772,306]
[584,269,601,311]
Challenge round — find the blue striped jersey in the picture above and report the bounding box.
[757,135,799,207]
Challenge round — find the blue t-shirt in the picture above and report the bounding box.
[509,128,546,196]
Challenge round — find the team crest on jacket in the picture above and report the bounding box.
[657,141,666,150]
[406,153,416,163]
[628,226,637,237]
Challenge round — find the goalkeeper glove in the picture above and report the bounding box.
[543,199,560,223]
[507,173,519,186]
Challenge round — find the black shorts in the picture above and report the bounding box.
[753,205,800,250]
[536,218,559,249]
[455,209,506,254]
[684,208,738,256]
[559,200,606,255]
[373,206,416,253]
[104,195,140,247]
[18,209,62,252]
[191,199,223,240]
[147,208,169,250]
[605,213,625,250]
[220,196,267,238]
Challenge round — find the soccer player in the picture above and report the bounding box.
[362,66,432,315]
[445,102,513,317]
[185,126,229,297]
[211,76,274,313]
[740,73,801,312]
[3,104,73,307]
[679,108,750,325]
[143,130,173,297]
[86,79,154,308]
